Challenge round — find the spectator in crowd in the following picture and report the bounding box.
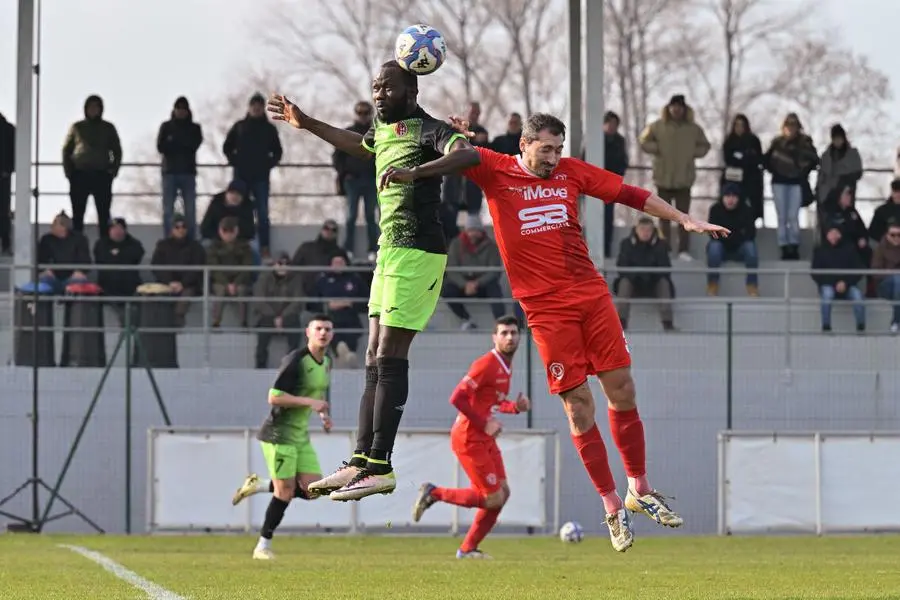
[639,94,711,260]
[705,183,759,297]
[490,112,523,156]
[764,113,818,260]
[872,219,900,333]
[62,95,122,237]
[199,180,256,244]
[208,216,253,327]
[441,101,489,242]
[292,218,346,300]
[820,185,871,268]
[157,96,203,239]
[811,226,866,333]
[251,252,303,369]
[868,179,900,243]
[150,213,206,327]
[815,124,863,212]
[603,110,629,257]
[721,114,764,222]
[333,101,378,262]
[222,92,283,258]
[0,112,13,255]
[614,216,675,331]
[37,212,91,293]
[93,218,144,318]
[316,253,366,368]
[442,217,506,330]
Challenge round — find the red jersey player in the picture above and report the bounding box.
[381,113,729,553]
[410,316,529,559]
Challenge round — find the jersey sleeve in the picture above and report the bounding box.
[462,355,493,392]
[462,146,503,189]
[270,350,303,396]
[422,119,468,156]
[571,158,624,203]
[361,123,375,154]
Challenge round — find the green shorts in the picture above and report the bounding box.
[368,247,447,332]
[260,441,321,480]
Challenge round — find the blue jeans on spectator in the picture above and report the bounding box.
[820,284,865,329]
[771,183,802,247]
[238,178,270,251]
[706,240,759,285]
[343,176,379,254]
[162,174,197,238]
[877,274,900,325]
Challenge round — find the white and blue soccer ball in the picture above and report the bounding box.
[394,24,447,75]
[559,521,584,543]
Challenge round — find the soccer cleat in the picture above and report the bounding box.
[625,489,684,528]
[605,508,634,552]
[232,473,260,506]
[252,546,275,560]
[456,549,492,559]
[308,462,362,496]
[411,483,437,522]
[329,469,396,501]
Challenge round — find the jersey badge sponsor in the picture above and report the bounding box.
[394,122,408,137]
[486,473,497,486]
[518,204,569,233]
[549,362,565,381]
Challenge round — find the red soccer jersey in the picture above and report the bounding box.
[463,147,626,299]
[451,349,514,442]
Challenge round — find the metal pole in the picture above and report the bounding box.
[14,0,35,286]
[726,302,733,430]
[583,0,606,267]
[125,302,133,534]
[567,0,583,160]
[525,327,533,429]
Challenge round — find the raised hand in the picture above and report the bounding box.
[379,165,417,191]
[447,115,476,138]
[267,94,305,129]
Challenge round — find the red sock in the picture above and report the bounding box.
[461,508,501,552]
[608,407,648,489]
[572,424,617,496]
[432,487,485,508]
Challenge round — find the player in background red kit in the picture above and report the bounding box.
[409,316,529,559]
[383,113,730,552]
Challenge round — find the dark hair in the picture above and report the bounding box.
[731,113,751,135]
[637,216,655,226]
[887,217,900,230]
[494,315,521,331]
[510,112,522,119]
[308,313,333,325]
[380,60,417,90]
[604,111,620,124]
[521,113,566,144]
[219,216,238,232]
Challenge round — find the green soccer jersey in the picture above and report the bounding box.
[361,106,466,254]
[256,348,331,446]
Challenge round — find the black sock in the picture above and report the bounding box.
[266,481,310,500]
[260,497,289,539]
[369,356,409,467]
[350,365,379,467]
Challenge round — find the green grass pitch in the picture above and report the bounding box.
[1,534,899,599]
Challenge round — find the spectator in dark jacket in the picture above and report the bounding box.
[222,93,282,257]
[721,114,764,221]
[62,95,122,238]
[614,217,674,330]
[333,101,378,260]
[441,101,488,242]
[316,253,366,367]
[200,180,256,243]
[706,183,759,296]
[872,220,900,333]
[150,213,206,326]
[442,217,506,330]
[816,124,863,211]
[37,212,91,293]
[157,96,203,239]
[93,217,144,299]
[207,216,254,327]
[820,185,871,268]
[292,219,346,298]
[490,112,523,156]
[602,111,629,257]
[0,112,14,254]
[811,226,865,332]
[868,179,900,243]
[252,252,303,368]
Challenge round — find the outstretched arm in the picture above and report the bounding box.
[640,191,730,238]
[267,94,372,160]
[379,138,480,190]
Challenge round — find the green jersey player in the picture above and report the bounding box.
[231,314,333,560]
[267,61,480,502]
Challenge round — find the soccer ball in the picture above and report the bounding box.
[559,521,584,543]
[394,24,447,75]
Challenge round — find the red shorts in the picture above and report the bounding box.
[519,278,631,395]
[450,435,506,495]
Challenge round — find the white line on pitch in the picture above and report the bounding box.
[59,544,186,600]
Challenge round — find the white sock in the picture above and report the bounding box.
[257,536,271,549]
[255,479,272,494]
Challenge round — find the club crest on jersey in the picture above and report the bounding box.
[549,362,564,380]
[394,122,408,137]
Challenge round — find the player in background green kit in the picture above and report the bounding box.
[231,314,334,560]
[267,61,481,501]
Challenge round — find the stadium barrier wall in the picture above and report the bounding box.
[717,431,900,535]
[147,427,560,535]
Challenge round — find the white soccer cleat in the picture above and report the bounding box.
[605,508,634,552]
[625,489,684,528]
[456,549,492,559]
[308,462,362,496]
[329,470,396,502]
[252,546,275,560]
[232,473,261,506]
